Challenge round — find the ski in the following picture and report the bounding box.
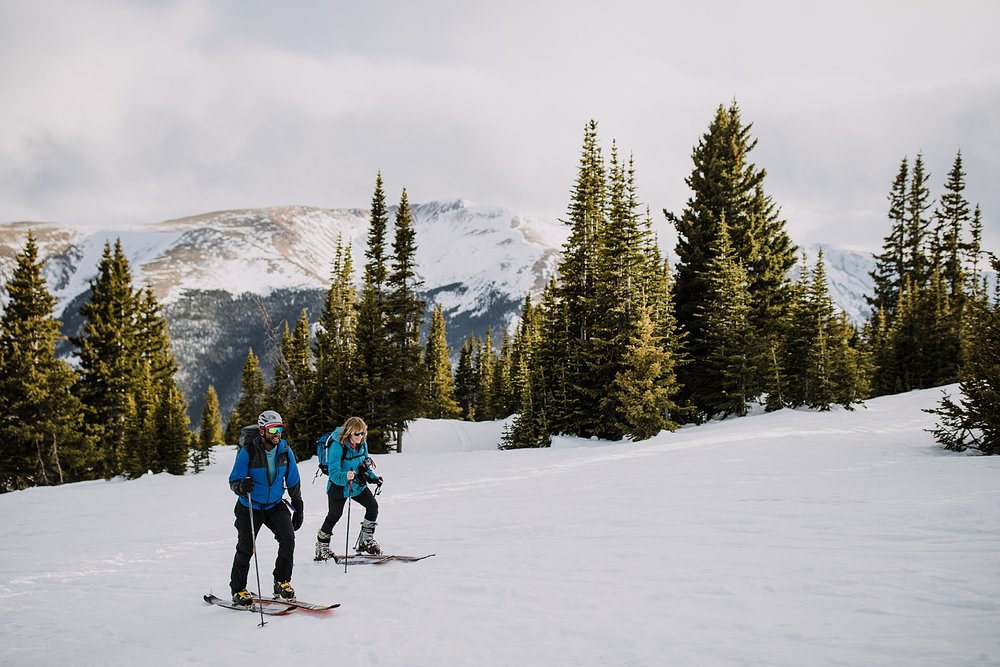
[203,593,293,615]
[250,594,340,612]
[327,552,435,565]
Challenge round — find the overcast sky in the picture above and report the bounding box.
[1,0,997,253]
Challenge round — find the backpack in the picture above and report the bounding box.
[238,425,259,449]
[315,430,346,476]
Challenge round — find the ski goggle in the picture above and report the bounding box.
[266,426,283,435]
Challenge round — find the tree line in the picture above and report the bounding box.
[0,238,194,491]
[2,100,997,492]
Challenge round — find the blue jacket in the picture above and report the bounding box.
[325,427,379,499]
[229,436,302,511]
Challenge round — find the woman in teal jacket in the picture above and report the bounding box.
[315,416,383,560]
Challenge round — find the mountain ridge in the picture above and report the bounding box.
[0,201,877,422]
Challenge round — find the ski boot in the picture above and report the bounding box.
[232,590,253,606]
[315,530,333,561]
[273,580,295,601]
[354,519,382,555]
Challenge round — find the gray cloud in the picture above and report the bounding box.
[1,0,998,254]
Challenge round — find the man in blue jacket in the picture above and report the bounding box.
[228,410,304,605]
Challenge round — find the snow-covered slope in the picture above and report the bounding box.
[1,386,997,666]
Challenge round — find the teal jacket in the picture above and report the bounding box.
[325,427,379,499]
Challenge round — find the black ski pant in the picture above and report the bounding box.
[319,486,379,535]
[230,500,295,595]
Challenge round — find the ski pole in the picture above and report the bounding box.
[344,480,353,574]
[246,488,266,628]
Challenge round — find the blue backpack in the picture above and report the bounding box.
[315,430,345,476]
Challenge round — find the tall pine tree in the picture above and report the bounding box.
[0,232,92,490]
[422,304,460,419]
[74,240,143,478]
[228,347,265,443]
[697,219,765,417]
[194,384,223,471]
[354,172,395,452]
[666,101,796,417]
[383,189,426,451]
[550,120,606,437]
[312,236,357,432]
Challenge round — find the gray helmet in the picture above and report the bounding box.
[258,410,284,428]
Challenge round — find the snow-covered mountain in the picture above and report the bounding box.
[0,201,877,422]
[0,201,569,420]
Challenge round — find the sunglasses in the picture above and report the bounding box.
[266,426,283,435]
[350,431,366,438]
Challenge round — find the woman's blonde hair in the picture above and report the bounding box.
[339,416,368,445]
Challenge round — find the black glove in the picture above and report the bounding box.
[318,462,328,475]
[237,477,254,495]
[358,457,376,484]
[291,507,304,531]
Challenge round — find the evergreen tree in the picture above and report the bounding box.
[784,253,821,407]
[549,120,606,437]
[587,145,648,439]
[666,101,796,415]
[155,385,191,475]
[827,313,870,408]
[934,151,970,298]
[223,409,242,446]
[501,295,551,449]
[866,152,974,396]
[493,331,516,418]
[263,322,294,431]
[354,172,394,453]
[604,303,679,440]
[422,304,461,419]
[904,153,934,288]
[384,189,425,451]
[76,253,190,478]
[930,152,973,385]
[313,236,357,431]
[697,219,765,417]
[131,287,190,476]
[511,125,681,444]
[474,330,497,421]
[231,347,266,436]
[0,232,92,490]
[869,158,909,318]
[74,240,143,478]
[126,364,157,477]
[454,337,477,420]
[508,294,539,414]
[136,287,178,384]
[263,312,314,460]
[802,251,839,409]
[926,256,1000,455]
[280,310,315,459]
[536,278,576,436]
[967,205,985,295]
[194,385,223,472]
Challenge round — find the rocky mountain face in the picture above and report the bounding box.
[0,201,877,424]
